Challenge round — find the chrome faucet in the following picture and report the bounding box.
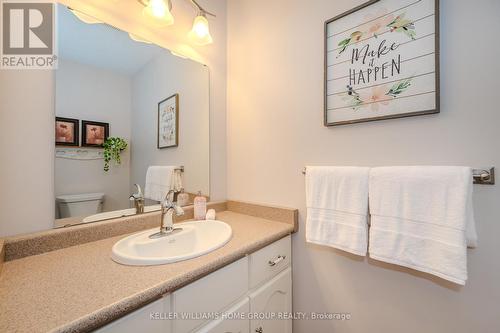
[129,184,145,214]
[149,190,184,239]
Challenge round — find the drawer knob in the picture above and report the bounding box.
[268,255,286,267]
[255,327,263,333]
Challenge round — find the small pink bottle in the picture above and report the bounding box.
[193,191,207,220]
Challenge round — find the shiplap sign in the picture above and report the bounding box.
[324,0,439,126]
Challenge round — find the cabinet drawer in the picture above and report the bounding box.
[249,267,292,333]
[95,295,170,333]
[249,235,291,289]
[173,257,249,333]
[194,297,250,333]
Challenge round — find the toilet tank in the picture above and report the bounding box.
[56,193,105,218]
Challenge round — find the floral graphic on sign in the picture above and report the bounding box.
[363,9,395,38]
[342,85,364,109]
[337,11,417,56]
[337,31,363,55]
[386,13,416,40]
[386,78,412,97]
[365,85,391,111]
[344,78,413,111]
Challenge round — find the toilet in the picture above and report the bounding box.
[56,193,105,218]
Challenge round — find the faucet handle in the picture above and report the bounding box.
[130,184,143,200]
[162,190,175,206]
[135,184,143,197]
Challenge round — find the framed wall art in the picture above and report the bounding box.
[81,120,109,147]
[55,117,79,146]
[324,0,439,126]
[158,93,179,149]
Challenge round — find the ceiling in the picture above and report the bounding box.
[57,4,166,76]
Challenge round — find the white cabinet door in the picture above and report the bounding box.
[194,298,250,333]
[94,294,171,333]
[249,267,292,333]
[172,257,249,333]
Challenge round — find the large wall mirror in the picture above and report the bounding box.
[54,5,210,228]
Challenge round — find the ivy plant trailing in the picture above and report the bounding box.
[103,137,128,172]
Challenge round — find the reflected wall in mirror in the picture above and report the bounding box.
[54,5,210,228]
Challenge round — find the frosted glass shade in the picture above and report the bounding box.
[188,14,213,46]
[142,0,174,27]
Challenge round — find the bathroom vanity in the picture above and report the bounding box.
[0,201,297,333]
[97,235,292,333]
[0,5,299,333]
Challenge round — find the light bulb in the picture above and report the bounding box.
[143,0,174,27]
[150,0,166,17]
[188,13,213,46]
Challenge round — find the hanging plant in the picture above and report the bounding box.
[103,137,128,172]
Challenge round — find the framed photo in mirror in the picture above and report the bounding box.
[82,120,109,147]
[55,117,79,146]
[158,93,179,149]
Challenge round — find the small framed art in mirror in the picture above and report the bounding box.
[55,117,79,146]
[158,93,179,149]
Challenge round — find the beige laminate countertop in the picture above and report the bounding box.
[0,211,294,333]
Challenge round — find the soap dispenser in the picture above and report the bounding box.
[193,191,207,220]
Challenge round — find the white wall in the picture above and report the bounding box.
[0,70,55,236]
[227,0,500,332]
[55,59,131,214]
[131,53,210,196]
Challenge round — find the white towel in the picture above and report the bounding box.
[305,166,370,256]
[144,166,175,202]
[368,166,477,285]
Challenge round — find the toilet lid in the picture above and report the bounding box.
[56,193,105,203]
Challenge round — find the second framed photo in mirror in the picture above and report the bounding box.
[82,120,109,147]
[158,93,179,149]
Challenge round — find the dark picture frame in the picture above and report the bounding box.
[157,93,179,149]
[81,120,109,147]
[55,117,79,146]
[324,0,440,126]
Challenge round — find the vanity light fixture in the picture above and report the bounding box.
[187,0,215,45]
[137,0,215,46]
[138,0,174,27]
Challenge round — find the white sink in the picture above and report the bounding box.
[111,220,232,266]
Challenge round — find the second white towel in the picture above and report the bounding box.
[368,166,477,285]
[305,166,370,256]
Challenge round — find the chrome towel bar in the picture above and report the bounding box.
[301,167,495,185]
